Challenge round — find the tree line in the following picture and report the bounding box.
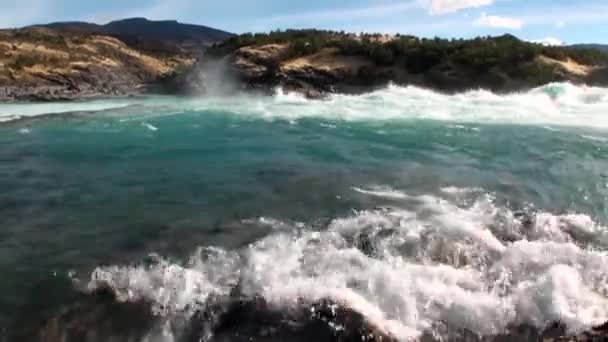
[207,29,608,72]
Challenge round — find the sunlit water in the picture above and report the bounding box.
[1,83,608,340]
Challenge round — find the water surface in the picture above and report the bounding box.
[1,83,608,340]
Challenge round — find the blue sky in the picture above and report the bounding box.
[1,0,607,44]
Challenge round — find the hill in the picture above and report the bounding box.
[571,44,608,53]
[0,26,196,101]
[34,18,235,52]
[0,18,235,101]
[200,30,608,97]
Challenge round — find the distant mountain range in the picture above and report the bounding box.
[29,17,235,50]
[570,44,608,52]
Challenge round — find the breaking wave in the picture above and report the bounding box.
[0,99,136,122]
[2,83,608,128]
[88,188,608,341]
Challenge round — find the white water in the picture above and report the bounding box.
[2,83,608,129]
[88,188,608,341]
[0,99,135,122]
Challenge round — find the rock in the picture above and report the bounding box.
[18,289,608,342]
[229,44,289,82]
[419,322,608,342]
[12,289,158,342]
[206,297,399,342]
[588,67,608,86]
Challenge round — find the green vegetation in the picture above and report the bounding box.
[208,30,608,89]
[12,29,69,48]
[115,35,190,59]
[207,29,337,58]
[6,54,66,70]
[7,55,38,69]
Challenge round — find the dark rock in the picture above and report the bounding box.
[588,67,608,86]
[19,286,608,342]
[12,290,158,342]
[206,297,399,342]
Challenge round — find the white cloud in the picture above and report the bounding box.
[429,0,494,14]
[531,37,565,46]
[473,13,523,29]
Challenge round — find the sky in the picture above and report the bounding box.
[1,0,607,44]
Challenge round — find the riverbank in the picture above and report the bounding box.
[2,29,608,101]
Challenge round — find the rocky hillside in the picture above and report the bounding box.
[0,26,197,101]
[202,30,608,98]
[2,27,608,102]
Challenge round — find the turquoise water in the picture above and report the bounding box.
[2,84,608,340]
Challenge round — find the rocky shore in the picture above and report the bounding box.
[0,82,143,102]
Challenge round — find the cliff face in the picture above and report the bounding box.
[0,27,196,101]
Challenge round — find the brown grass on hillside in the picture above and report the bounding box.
[538,55,595,76]
[0,28,195,86]
[281,47,371,73]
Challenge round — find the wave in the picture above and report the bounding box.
[142,122,159,131]
[352,186,410,199]
[2,83,608,129]
[0,99,137,123]
[87,188,608,341]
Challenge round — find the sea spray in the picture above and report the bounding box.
[88,190,608,340]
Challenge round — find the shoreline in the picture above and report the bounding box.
[1,77,605,104]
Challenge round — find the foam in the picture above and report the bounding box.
[352,186,410,199]
[580,134,608,143]
[143,122,159,131]
[3,83,608,130]
[0,99,136,122]
[88,187,608,340]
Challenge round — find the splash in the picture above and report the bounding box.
[88,188,608,341]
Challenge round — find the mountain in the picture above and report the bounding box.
[570,44,608,52]
[33,17,235,51]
